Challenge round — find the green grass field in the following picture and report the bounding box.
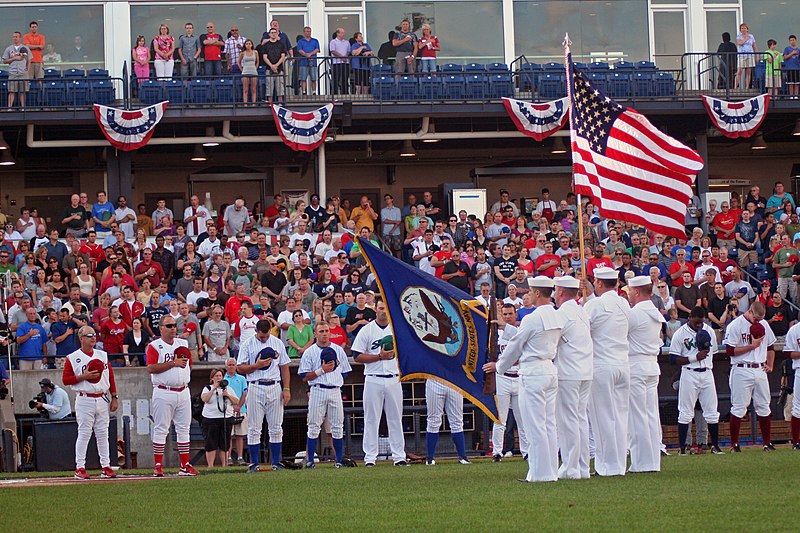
[2,448,799,532]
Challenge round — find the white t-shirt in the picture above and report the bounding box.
[114,207,137,239]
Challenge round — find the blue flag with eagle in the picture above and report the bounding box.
[356,237,500,423]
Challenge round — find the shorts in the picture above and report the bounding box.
[739,54,755,68]
[786,70,800,85]
[9,72,29,92]
[29,62,44,79]
[420,57,437,73]
[298,65,318,81]
[765,73,782,88]
[231,412,249,436]
[383,234,402,251]
[202,416,233,452]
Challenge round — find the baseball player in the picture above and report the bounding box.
[146,315,199,476]
[490,302,529,463]
[484,276,562,482]
[553,276,593,480]
[299,322,352,468]
[783,320,800,449]
[584,267,630,477]
[62,325,119,480]
[352,298,409,466]
[626,276,665,473]
[425,380,469,465]
[669,306,724,455]
[236,318,291,473]
[723,301,776,452]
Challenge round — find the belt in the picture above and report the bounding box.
[249,380,278,386]
[78,392,104,398]
[313,384,339,389]
[156,385,187,392]
[735,363,762,369]
[366,374,398,378]
[684,367,707,373]
[503,372,519,378]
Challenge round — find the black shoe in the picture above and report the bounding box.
[394,460,409,466]
[710,446,724,455]
[335,463,344,468]
[246,464,260,473]
[516,478,530,483]
[730,444,741,453]
[660,449,671,457]
[271,463,286,471]
[492,454,502,463]
[763,444,776,451]
[523,454,528,461]
[793,443,800,450]
[679,448,688,456]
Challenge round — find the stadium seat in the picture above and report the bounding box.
[370,64,392,74]
[614,61,636,71]
[164,79,185,104]
[654,72,676,96]
[188,79,211,103]
[212,78,234,103]
[573,62,587,71]
[440,63,463,73]
[420,75,444,100]
[487,73,514,98]
[753,60,766,90]
[633,72,654,97]
[465,63,486,73]
[465,74,485,99]
[635,61,657,72]
[27,81,42,106]
[374,75,397,100]
[587,72,608,93]
[67,80,91,106]
[542,62,564,71]
[607,72,631,98]
[87,68,110,78]
[43,80,66,106]
[443,75,465,100]
[44,68,61,79]
[486,62,509,72]
[519,63,541,91]
[397,75,419,100]
[588,61,610,71]
[63,68,85,79]
[90,79,115,105]
[138,80,163,105]
[538,73,566,99]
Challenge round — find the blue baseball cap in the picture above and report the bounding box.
[320,346,338,368]
[258,347,278,361]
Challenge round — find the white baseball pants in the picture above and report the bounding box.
[75,395,111,469]
[362,377,406,464]
[425,380,464,433]
[246,382,284,445]
[307,386,343,439]
[151,387,192,445]
[492,374,529,457]
[729,366,771,418]
[678,369,720,424]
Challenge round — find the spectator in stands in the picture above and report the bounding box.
[735,209,759,268]
[223,197,253,237]
[2,31,30,110]
[766,181,796,215]
[391,20,417,75]
[200,22,224,77]
[91,191,116,237]
[23,21,44,81]
[328,27,350,94]
[224,25,245,73]
[674,271,701,321]
[377,31,396,67]
[766,292,795,337]
[735,23,756,90]
[349,196,378,233]
[345,292,375,339]
[203,305,230,362]
[152,24,175,80]
[716,32,737,89]
[296,26,320,96]
[350,32,374,95]
[286,308,314,358]
[725,266,755,314]
[176,23,200,80]
[712,200,736,250]
[785,35,800,99]
[122,316,150,367]
[417,24,439,73]
[62,194,89,237]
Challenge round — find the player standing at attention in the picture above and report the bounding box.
[424,379,470,465]
[782,320,800,449]
[352,298,409,466]
[723,301,776,452]
[237,318,291,472]
[146,315,199,476]
[669,306,724,455]
[299,322,352,468]
[63,325,118,480]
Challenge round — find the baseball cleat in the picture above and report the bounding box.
[101,466,117,479]
[492,454,502,463]
[710,446,724,455]
[793,443,800,450]
[690,446,702,455]
[271,463,286,471]
[730,444,741,453]
[458,458,471,465]
[426,459,436,466]
[152,463,164,477]
[394,460,409,466]
[74,468,90,480]
[503,451,513,458]
[305,462,315,469]
[179,464,200,476]
[679,449,688,456]
[763,444,776,451]
[335,463,344,468]
[364,462,375,468]
[237,458,248,466]
[246,464,260,473]
[660,450,671,457]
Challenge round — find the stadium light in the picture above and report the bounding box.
[0,150,15,166]
[421,122,440,143]
[551,137,567,154]
[793,119,800,136]
[750,133,767,150]
[191,144,207,161]
[400,140,416,157]
[202,127,219,147]
[0,132,9,150]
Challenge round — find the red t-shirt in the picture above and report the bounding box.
[712,212,737,239]
[668,261,696,285]
[202,33,223,61]
[713,258,738,283]
[535,253,560,277]
[432,250,450,278]
[419,36,439,58]
[329,326,347,347]
[101,319,127,355]
[586,257,614,279]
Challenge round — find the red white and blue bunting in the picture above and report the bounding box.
[272,103,334,152]
[702,94,770,139]
[502,97,569,141]
[93,101,168,151]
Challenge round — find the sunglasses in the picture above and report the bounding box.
[80,333,97,338]
[162,323,177,329]
[657,285,666,288]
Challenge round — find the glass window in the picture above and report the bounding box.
[743,0,797,54]
[653,11,685,71]
[0,4,105,70]
[365,1,504,63]
[513,1,649,63]
[131,3,267,53]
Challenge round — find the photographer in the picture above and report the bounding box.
[200,368,239,468]
[33,378,71,420]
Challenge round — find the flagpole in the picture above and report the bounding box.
[562,33,588,301]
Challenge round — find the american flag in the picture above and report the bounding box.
[567,56,705,239]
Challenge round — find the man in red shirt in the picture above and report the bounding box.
[224,282,253,324]
[711,201,737,250]
[23,21,45,80]
[114,285,145,328]
[429,238,454,279]
[134,248,165,287]
[264,194,284,228]
[80,231,105,269]
[669,248,696,286]
[535,241,560,277]
[586,244,614,281]
[200,22,224,77]
[714,246,738,284]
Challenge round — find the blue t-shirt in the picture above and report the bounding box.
[350,42,373,70]
[91,201,115,232]
[735,220,758,249]
[517,307,535,322]
[296,37,320,67]
[224,372,248,414]
[51,319,79,356]
[16,322,47,359]
[784,46,800,70]
[335,303,353,320]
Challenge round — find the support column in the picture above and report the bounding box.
[502,0,516,66]
[317,143,327,201]
[106,149,133,202]
[695,133,710,232]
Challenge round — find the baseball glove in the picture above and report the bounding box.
[341,457,358,467]
[279,459,304,470]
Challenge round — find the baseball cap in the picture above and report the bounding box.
[258,347,278,361]
[320,346,338,367]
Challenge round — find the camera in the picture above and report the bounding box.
[778,385,790,408]
[29,392,48,416]
[219,379,228,389]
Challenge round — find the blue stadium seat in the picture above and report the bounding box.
[87,68,109,78]
[164,79,185,104]
[633,72,654,97]
[654,72,676,96]
[138,80,163,105]
[0,71,7,81]
[573,62,588,71]
[27,81,42,106]
[440,63,463,73]
[519,63,541,91]
[374,75,397,100]
[419,75,444,100]
[43,80,66,106]
[397,75,419,100]
[67,79,91,106]
[63,68,85,79]
[635,61,657,72]
[465,74,485,99]
[465,63,486,73]
[44,68,62,79]
[212,78,234,103]
[486,62,509,72]
[443,75,465,100]
[753,60,766,90]
[587,72,608,93]
[614,61,636,71]
[188,79,211,103]
[588,61,610,71]
[542,62,564,71]
[90,79,115,105]
[538,73,566,99]
[370,64,392,74]
[488,73,513,98]
[607,72,631,98]
[256,65,268,75]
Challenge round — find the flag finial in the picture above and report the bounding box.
[563,33,572,50]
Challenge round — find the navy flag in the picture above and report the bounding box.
[357,237,500,423]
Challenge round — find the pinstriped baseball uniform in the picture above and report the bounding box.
[299,343,352,439]
[237,333,291,445]
[425,379,464,433]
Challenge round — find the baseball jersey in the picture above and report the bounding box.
[584,290,631,366]
[497,323,519,373]
[555,299,593,380]
[628,300,666,357]
[299,343,352,387]
[146,338,191,387]
[723,314,776,364]
[235,315,260,343]
[784,322,800,370]
[351,320,399,376]
[236,333,290,382]
[496,305,562,375]
[669,322,718,370]
[63,348,114,394]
